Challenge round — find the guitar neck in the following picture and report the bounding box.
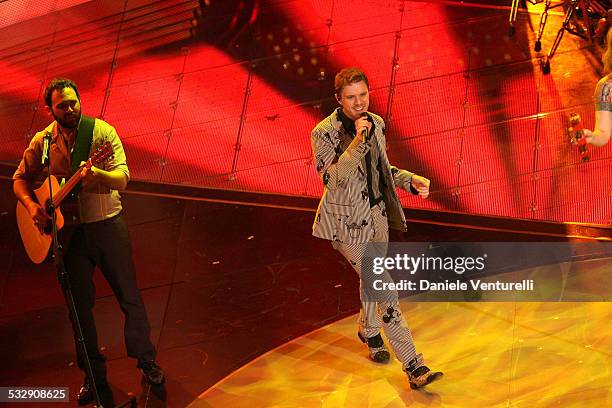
[46,141,112,207]
[52,165,86,206]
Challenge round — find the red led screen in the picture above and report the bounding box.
[0,0,609,224]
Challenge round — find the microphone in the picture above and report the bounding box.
[41,131,52,166]
[359,112,372,142]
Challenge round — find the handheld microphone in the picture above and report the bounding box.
[360,112,372,142]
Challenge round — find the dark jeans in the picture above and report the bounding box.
[61,214,155,383]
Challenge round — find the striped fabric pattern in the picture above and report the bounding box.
[310,109,414,245]
[311,109,427,372]
[333,202,424,372]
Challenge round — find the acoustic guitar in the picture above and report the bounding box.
[16,142,113,263]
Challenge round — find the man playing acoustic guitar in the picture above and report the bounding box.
[13,78,164,407]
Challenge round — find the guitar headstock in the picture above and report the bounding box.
[89,141,114,167]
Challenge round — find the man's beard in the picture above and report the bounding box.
[53,112,80,129]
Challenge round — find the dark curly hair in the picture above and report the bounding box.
[43,77,80,108]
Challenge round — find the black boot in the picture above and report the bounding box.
[357,332,390,363]
[77,378,115,407]
[139,361,165,385]
[406,365,443,389]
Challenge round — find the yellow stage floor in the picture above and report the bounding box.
[192,300,611,407]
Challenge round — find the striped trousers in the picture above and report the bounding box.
[333,202,424,372]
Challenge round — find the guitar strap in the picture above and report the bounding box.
[69,115,95,196]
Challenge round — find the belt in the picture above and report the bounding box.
[84,211,122,226]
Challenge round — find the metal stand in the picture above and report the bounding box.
[43,132,104,407]
[535,0,598,73]
[509,0,541,36]
[44,133,137,408]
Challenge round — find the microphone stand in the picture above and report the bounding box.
[43,132,104,407]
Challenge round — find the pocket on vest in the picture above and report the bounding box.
[327,202,352,216]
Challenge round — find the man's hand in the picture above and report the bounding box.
[27,201,51,233]
[411,175,430,199]
[78,161,128,190]
[14,179,50,233]
[80,161,98,188]
[354,115,372,142]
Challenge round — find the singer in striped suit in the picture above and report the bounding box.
[310,67,442,389]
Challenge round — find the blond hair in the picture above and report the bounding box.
[603,28,612,73]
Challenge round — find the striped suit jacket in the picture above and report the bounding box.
[311,109,415,244]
